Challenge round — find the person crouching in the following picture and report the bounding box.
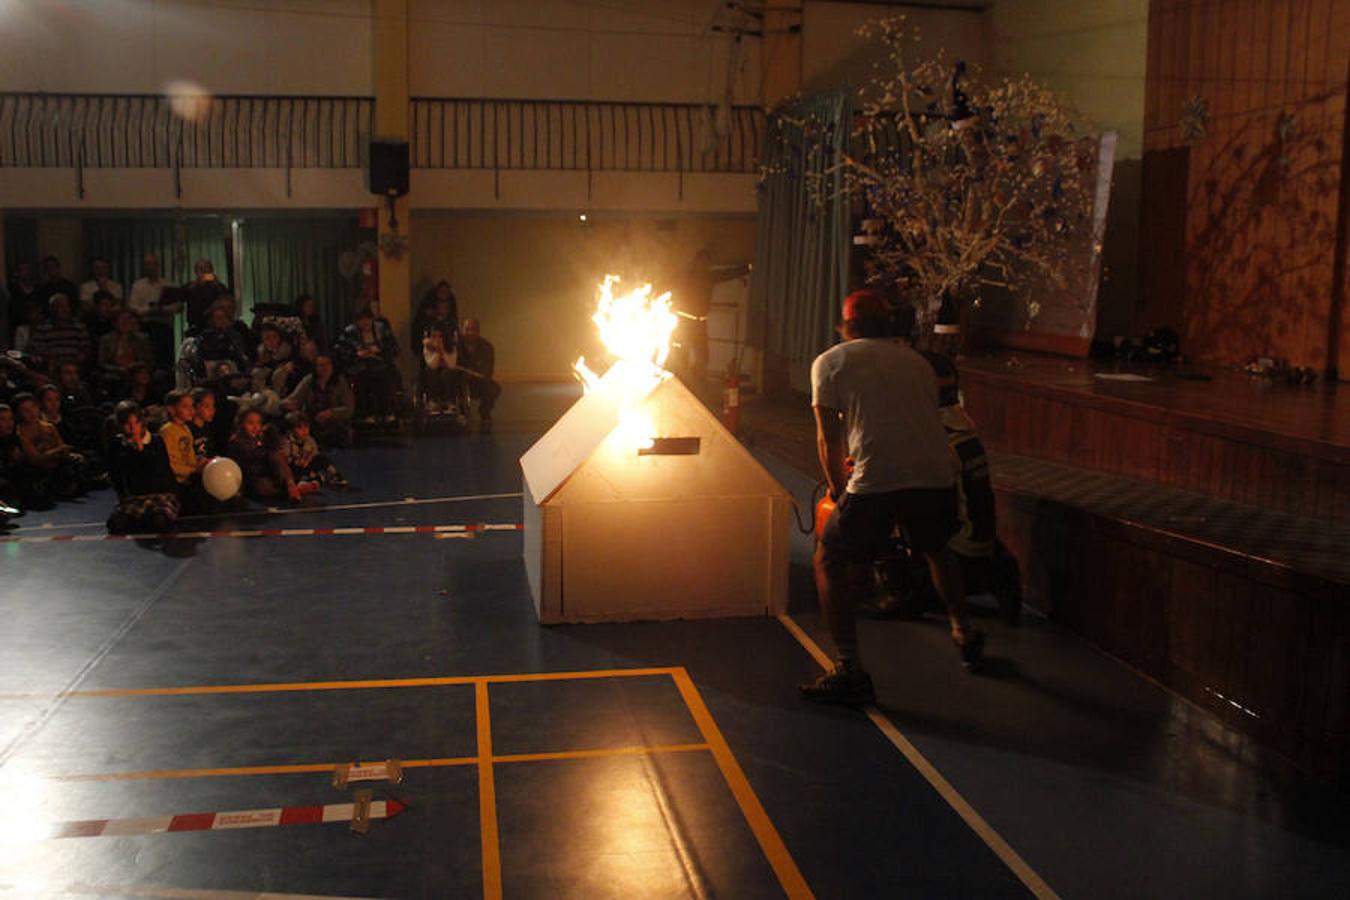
[107,401,180,535]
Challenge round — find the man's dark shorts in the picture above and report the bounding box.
[821,486,959,565]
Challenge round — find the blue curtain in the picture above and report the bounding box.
[237,216,361,338]
[748,91,852,367]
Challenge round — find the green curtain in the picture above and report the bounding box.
[237,216,360,337]
[748,91,852,367]
[82,217,232,292]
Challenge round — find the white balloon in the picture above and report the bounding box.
[202,457,243,501]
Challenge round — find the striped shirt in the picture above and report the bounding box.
[29,319,90,371]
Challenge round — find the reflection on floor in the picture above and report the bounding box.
[0,383,1345,899]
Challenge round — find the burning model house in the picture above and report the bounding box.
[520,277,792,624]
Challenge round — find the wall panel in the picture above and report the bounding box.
[1140,0,1350,369]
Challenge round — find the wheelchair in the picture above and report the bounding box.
[411,347,470,436]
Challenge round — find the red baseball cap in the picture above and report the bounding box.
[842,289,888,322]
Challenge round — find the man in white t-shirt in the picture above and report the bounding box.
[802,289,985,705]
[78,257,124,311]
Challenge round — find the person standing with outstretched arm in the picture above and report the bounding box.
[802,290,985,706]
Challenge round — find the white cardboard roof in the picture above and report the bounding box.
[520,374,790,506]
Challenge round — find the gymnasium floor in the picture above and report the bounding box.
[1,386,1346,898]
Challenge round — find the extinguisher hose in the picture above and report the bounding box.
[788,480,829,536]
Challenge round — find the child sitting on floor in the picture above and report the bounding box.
[37,383,75,446]
[190,387,220,459]
[13,391,84,501]
[283,411,347,489]
[107,401,180,535]
[0,403,25,516]
[226,407,313,502]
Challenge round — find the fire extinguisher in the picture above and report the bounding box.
[813,457,854,541]
[721,362,741,433]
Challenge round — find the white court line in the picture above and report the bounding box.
[776,613,1060,900]
[55,885,376,900]
[8,491,524,532]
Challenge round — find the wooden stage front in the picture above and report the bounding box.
[958,353,1348,780]
[959,354,1349,527]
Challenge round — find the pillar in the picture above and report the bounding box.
[373,0,413,369]
[761,0,802,107]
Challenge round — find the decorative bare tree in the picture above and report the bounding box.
[813,17,1099,335]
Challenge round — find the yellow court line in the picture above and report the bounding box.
[46,745,714,783]
[494,743,709,765]
[475,681,503,900]
[0,667,683,701]
[670,668,815,900]
[776,614,1060,900]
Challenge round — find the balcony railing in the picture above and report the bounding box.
[410,97,764,174]
[0,93,372,169]
[0,93,764,175]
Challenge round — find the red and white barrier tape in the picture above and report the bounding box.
[47,798,406,839]
[0,523,523,544]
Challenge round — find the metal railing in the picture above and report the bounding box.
[0,93,765,181]
[0,93,373,169]
[410,97,764,173]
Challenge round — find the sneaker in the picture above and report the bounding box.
[799,664,875,706]
[954,629,987,673]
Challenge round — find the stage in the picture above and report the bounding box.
[740,350,1349,780]
[959,353,1349,526]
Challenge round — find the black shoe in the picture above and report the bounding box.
[955,629,987,673]
[799,665,875,706]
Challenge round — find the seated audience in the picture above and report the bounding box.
[13,391,84,501]
[294,293,326,351]
[37,383,75,446]
[459,318,500,430]
[252,322,293,391]
[421,326,458,413]
[196,303,252,376]
[79,257,124,311]
[226,407,303,502]
[284,411,346,489]
[56,362,95,409]
[8,261,44,341]
[282,353,353,447]
[336,306,400,423]
[99,309,156,380]
[0,403,23,512]
[106,401,179,535]
[28,293,90,376]
[160,388,210,511]
[83,290,121,352]
[128,253,178,368]
[273,335,319,396]
[190,387,220,458]
[38,256,79,312]
[185,258,229,328]
[124,363,159,411]
[11,303,44,354]
[218,293,256,356]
